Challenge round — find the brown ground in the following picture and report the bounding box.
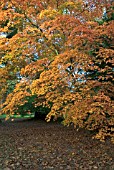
[0,118,114,170]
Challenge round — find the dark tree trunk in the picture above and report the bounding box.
[34,112,39,119]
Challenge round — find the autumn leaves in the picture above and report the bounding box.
[0,0,114,142]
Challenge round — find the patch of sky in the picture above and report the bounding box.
[0,64,5,68]
[0,32,7,38]
[33,53,39,61]
[38,38,44,43]
[63,8,70,15]
[58,63,86,86]
[16,72,22,80]
[76,78,86,83]
[54,37,62,44]
[102,7,108,20]
[57,64,62,69]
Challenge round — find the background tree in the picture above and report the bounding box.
[0,0,114,142]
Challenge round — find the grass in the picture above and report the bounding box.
[0,114,34,120]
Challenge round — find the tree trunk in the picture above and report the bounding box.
[34,112,39,119]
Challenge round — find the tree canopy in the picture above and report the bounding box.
[0,0,114,142]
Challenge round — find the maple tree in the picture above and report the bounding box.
[0,0,114,142]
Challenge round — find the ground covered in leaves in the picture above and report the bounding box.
[0,119,114,170]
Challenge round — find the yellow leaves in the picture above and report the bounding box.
[52,104,60,111]
[59,1,83,13]
[7,21,14,28]
[62,2,76,8]
[2,88,31,115]
[37,87,46,96]
[0,0,114,143]
[20,58,50,79]
[39,8,59,19]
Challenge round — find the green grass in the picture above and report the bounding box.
[0,114,34,119]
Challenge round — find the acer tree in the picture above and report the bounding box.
[0,0,114,142]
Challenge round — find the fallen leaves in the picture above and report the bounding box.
[0,119,114,169]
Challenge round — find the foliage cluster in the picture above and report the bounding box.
[0,0,114,142]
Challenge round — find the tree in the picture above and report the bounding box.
[0,0,114,142]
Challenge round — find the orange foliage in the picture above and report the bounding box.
[0,0,114,142]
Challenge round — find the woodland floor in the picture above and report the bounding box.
[0,118,114,170]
